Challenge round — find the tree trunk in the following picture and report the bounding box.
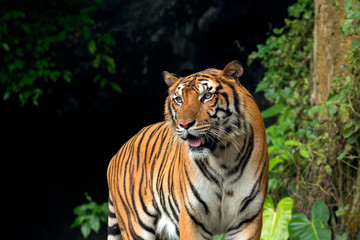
[311,0,352,104]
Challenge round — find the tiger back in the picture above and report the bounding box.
[107,60,269,240]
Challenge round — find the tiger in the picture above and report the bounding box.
[107,60,269,240]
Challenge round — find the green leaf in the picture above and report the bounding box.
[71,215,87,228]
[260,195,293,240]
[81,222,91,239]
[213,234,225,240]
[299,148,310,158]
[1,42,10,51]
[88,40,97,55]
[341,20,353,34]
[89,215,101,233]
[108,81,122,93]
[285,140,302,146]
[327,104,337,115]
[344,0,353,11]
[289,200,331,240]
[3,91,10,101]
[63,70,72,83]
[352,37,360,48]
[73,204,89,216]
[269,157,282,171]
[325,164,333,176]
[335,233,348,240]
[261,104,286,119]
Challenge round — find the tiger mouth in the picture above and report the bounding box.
[187,134,216,150]
[187,135,203,148]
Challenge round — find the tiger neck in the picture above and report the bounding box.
[188,125,254,180]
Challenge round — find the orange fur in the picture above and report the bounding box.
[107,61,268,240]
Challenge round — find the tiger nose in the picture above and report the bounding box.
[178,120,196,129]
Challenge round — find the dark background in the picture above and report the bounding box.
[2,0,295,239]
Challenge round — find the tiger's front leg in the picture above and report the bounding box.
[179,208,213,240]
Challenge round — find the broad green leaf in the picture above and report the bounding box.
[269,158,282,171]
[261,195,293,240]
[311,200,331,240]
[289,200,331,240]
[261,104,285,119]
[299,148,310,158]
[89,215,101,232]
[81,222,91,239]
[327,104,337,115]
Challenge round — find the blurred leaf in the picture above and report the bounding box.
[63,70,72,83]
[88,40,97,55]
[325,164,333,176]
[341,20,353,34]
[109,81,122,93]
[81,222,91,239]
[89,215,101,232]
[72,193,108,239]
[344,0,353,11]
[213,234,225,240]
[1,42,10,51]
[327,104,337,115]
[269,157,282,171]
[299,148,310,158]
[261,104,285,119]
[3,91,10,101]
[285,140,302,146]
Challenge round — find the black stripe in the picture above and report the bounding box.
[228,127,254,182]
[184,166,209,214]
[136,126,153,170]
[131,175,154,234]
[194,159,220,188]
[184,201,212,236]
[228,133,251,175]
[139,168,158,219]
[108,224,121,236]
[129,223,146,240]
[240,159,267,213]
[227,205,263,233]
[227,84,241,115]
[108,209,117,218]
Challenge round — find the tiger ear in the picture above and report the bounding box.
[162,71,180,88]
[223,60,244,83]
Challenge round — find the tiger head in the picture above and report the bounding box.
[163,60,249,160]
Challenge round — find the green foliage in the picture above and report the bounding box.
[71,193,108,239]
[260,195,293,240]
[0,0,119,106]
[289,200,331,240]
[213,234,225,240]
[249,0,360,237]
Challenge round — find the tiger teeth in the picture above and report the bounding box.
[201,138,204,145]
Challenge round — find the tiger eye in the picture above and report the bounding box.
[204,92,213,99]
[175,96,182,104]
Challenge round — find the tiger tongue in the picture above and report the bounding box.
[188,137,201,148]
